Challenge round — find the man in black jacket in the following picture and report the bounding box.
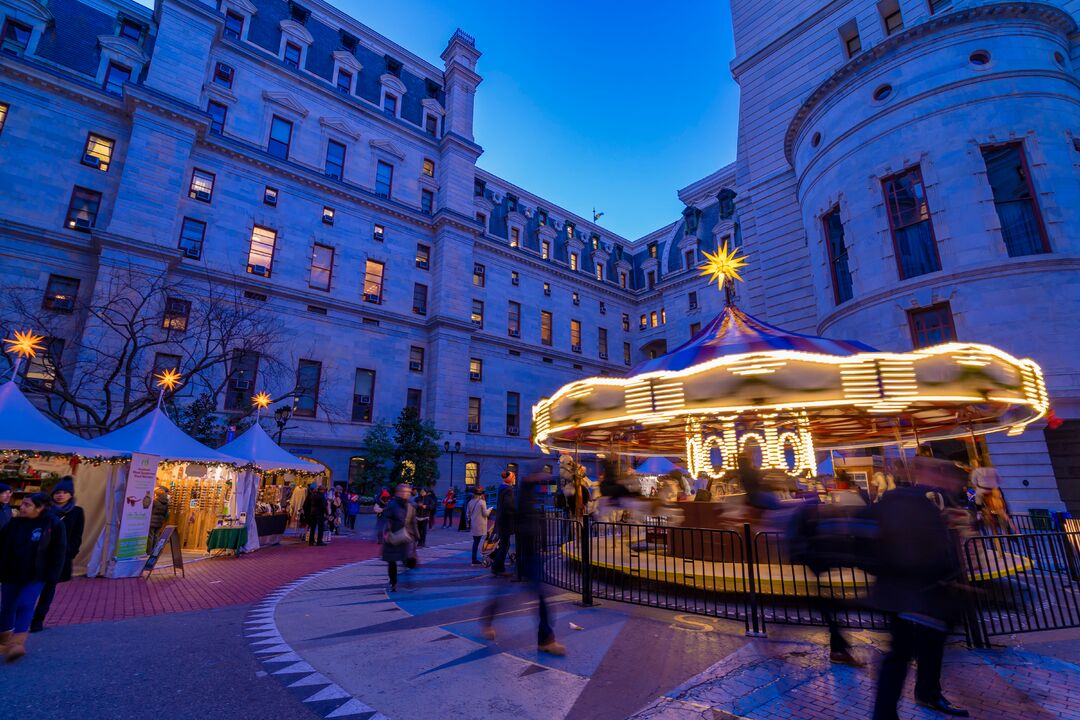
[31,477,84,633]
[304,486,327,546]
[490,472,516,576]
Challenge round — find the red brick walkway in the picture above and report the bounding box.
[48,536,381,626]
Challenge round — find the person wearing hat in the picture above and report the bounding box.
[30,476,84,633]
[0,484,12,533]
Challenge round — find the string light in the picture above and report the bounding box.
[3,330,46,359]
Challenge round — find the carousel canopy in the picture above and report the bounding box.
[97,408,238,464]
[219,422,322,473]
[0,380,121,457]
[633,457,684,476]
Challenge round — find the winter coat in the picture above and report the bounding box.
[0,511,67,584]
[494,484,516,537]
[787,500,872,576]
[0,503,11,533]
[304,491,327,521]
[443,490,457,510]
[149,495,169,531]
[866,486,964,627]
[53,504,85,582]
[380,497,418,563]
[416,494,437,521]
[467,496,491,538]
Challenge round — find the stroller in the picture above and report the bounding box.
[480,523,516,568]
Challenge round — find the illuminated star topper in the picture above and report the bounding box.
[154,367,182,392]
[252,392,272,409]
[3,330,46,360]
[699,242,748,295]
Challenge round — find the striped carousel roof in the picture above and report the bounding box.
[631,304,876,375]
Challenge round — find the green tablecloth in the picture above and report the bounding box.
[206,526,247,553]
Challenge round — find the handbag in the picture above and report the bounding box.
[387,526,411,545]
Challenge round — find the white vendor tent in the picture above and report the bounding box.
[220,422,323,552]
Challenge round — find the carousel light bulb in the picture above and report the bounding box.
[155,367,182,391]
[251,392,272,409]
[3,329,46,359]
[699,242,748,292]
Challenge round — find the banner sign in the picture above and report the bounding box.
[114,452,161,561]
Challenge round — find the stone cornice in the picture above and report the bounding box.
[0,56,123,114]
[222,0,258,14]
[203,82,237,103]
[262,90,309,118]
[4,0,52,24]
[319,116,361,140]
[368,137,405,160]
[473,195,494,213]
[332,49,363,73]
[279,19,314,45]
[784,2,1077,165]
[474,236,636,302]
[97,35,149,66]
[421,97,445,116]
[379,73,407,96]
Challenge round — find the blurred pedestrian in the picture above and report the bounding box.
[381,484,418,592]
[491,472,516,576]
[32,477,83,633]
[482,470,565,656]
[415,488,435,547]
[305,486,327,546]
[329,488,343,537]
[0,483,12,533]
[0,493,66,662]
[345,492,359,531]
[373,488,390,543]
[467,487,491,565]
[869,481,968,719]
[442,487,457,528]
[146,486,169,554]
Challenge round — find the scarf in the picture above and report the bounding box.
[54,498,76,516]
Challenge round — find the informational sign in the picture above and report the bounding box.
[112,452,161,566]
[142,526,183,578]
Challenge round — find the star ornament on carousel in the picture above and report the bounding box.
[3,330,46,360]
[699,243,748,296]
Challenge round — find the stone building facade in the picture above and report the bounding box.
[0,0,1077,511]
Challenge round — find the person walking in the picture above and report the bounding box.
[0,483,12,533]
[329,488,343,537]
[491,472,516,576]
[31,477,83,633]
[0,493,66,662]
[373,488,390,543]
[304,486,327,546]
[482,470,565,656]
[869,481,968,719]
[345,492,360,531]
[381,484,418,592]
[467,488,491,565]
[415,488,436,547]
[146,486,169,554]
[442,487,457,528]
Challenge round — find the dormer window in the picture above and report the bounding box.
[591,234,599,250]
[425,79,441,98]
[383,93,397,114]
[537,208,548,226]
[474,178,486,197]
[507,194,518,212]
[214,61,234,88]
[336,68,352,93]
[340,30,358,52]
[223,11,244,40]
[1,19,32,57]
[565,222,575,240]
[424,113,439,137]
[118,18,145,45]
[283,42,301,69]
[385,55,402,77]
[288,2,310,23]
[103,62,131,95]
[648,242,657,259]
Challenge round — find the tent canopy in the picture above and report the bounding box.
[0,380,120,457]
[97,407,237,464]
[633,457,684,476]
[220,422,322,473]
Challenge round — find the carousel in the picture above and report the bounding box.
[532,245,1048,592]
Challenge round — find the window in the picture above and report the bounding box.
[383,93,397,114]
[823,206,854,304]
[541,241,550,260]
[162,297,191,332]
[207,101,227,134]
[622,314,629,331]
[543,282,551,296]
[928,0,952,14]
[409,346,424,372]
[283,41,302,69]
[468,397,481,432]
[600,301,606,315]
[476,212,487,228]
[415,243,430,269]
[881,1,903,35]
[325,140,346,179]
[845,33,862,57]
[412,283,427,315]
[510,270,519,286]
[336,68,352,94]
[78,133,114,172]
[310,244,334,290]
[23,338,63,390]
[684,250,694,269]
[263,186,278,206]
[570,253,578,270]
[424,113,439,137]
[103,63,131,95]
[688,291,698,310]
[64,187,102,230]
[375,160,393,197]
[118,18,143,43]
[537,208,548,226]
[470,357,483,381]
[639,314,647,330]
[474,178,486,197]
[623,342,631,366]
[506,392,520,435]
[570,319,581,351]
[1,19,32,56]
[883,166,940,279]
[223,351,258,410]
[647,271,656,289]
[422,158,435,177]
[223,11,244,39]
[0,103,7,134]
[268,116,293,159]
[374,224,385,242]
[363,260,384,302]
[510,228,520,247]
[981,143,1049,257]
[648,242,657,259]
[213,62,234,88]
[152,353,181,384]
[421,189,434,215]
[178,217,206,259]
[406,388,422,416]
[690,322,701,336]
[188,169,214,202]
[43,275,79,312]
[473,263,485,287]
[246,225,276,277]
[599,327,608,357]
[508,301,521,337]
[596,263,604,280]
[908,303,956,348]
[471,299,484,327]
[294,360,321,417]
[507,194,518,212]
[572,292,580,306]
[322,206,335,225]
[565,222,574,239]
[620,272,628,289]
[541,310,552,346]
[352,369,375,422]
[840,20,861,58]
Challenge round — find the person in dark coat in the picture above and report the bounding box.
[490,473,516,576]
[146,486,170,554]
[414,488,436,547]
[304,486,327,546]
[381,484,418,592]
[869,484,968,719]
[0,493,66,662]
[31,477,83,633]
[441,487,457,528]
[0,483,12,533]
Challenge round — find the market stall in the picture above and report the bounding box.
[220,421,325,552]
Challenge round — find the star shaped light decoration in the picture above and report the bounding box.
[154,367,182,392]
[252,391,272,410]
[3,330,46,359]
[699,242,748,294]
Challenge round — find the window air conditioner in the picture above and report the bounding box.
[322,212,334,224]
[358,395,371,405]
[507,426,519,435]
[469,372,481,381]
[265,194,278,206]
[599,352,608,360]
[689,302,698,310]
[468,422,480,432]
[233,380,251,391]
[414,304,426,314]
[475,265,485,275]
[182,246,201,259]
[471,318,482,326]
[192,190,211,202]
[572,343,581,353]
[83,154,104,169]
[409,361,422,371]
[416,259,428,269]
[364,293,380,303]
[508,329,520,338]
[249,264,268,276]
[373,231,384,242]
[511,278,519,286]
[73,217,91,229]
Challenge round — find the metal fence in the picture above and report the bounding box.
[539,512,1080,645]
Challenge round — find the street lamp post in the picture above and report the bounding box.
[274,406,293,444]
[443,440,460,529]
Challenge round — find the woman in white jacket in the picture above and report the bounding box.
[467,488,491,565]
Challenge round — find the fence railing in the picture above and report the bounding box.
[539,511,1080,645]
